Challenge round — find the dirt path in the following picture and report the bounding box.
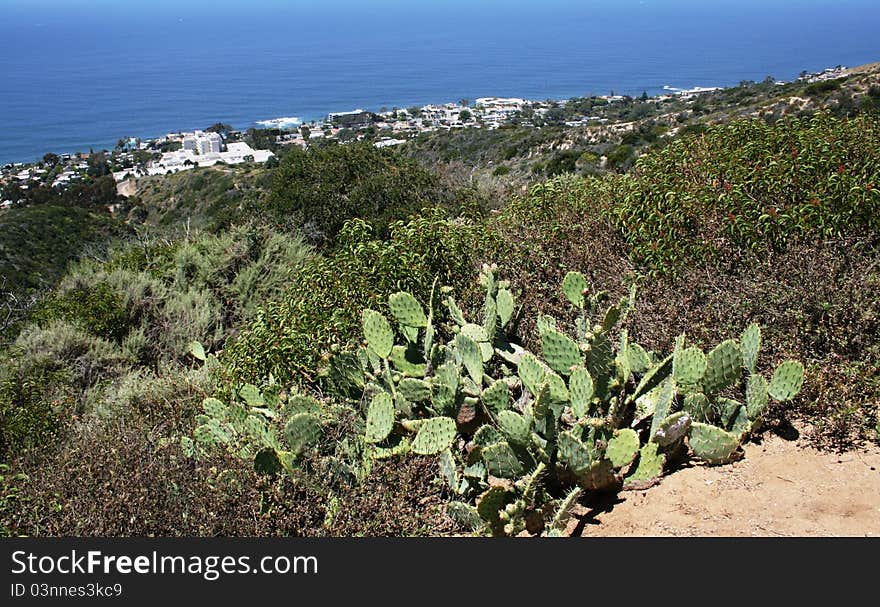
[570,427,880,537]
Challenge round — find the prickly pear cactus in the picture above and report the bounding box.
[688,422,740,465]
[768,361,804,402]
[365,392,395,444]
[481,380,510,415]
[482,441,526,478]
[284,413,323,456]
[568,367,595,418]
[606,429,640,468]
[541,328,582,375]
[411,417,457,455]
[397,378,432,402]
[562,271,589,309]
[674,346,707,385]
[496,410,531,446]
[455,333,483,384]
[389,292,428,329]
[625,441,665,486]
[496,288,515,328]
[362,309,394,359]
[741,323,762,375]
[518,353,546,396]
[702,340,743,395]
[745,374,769,420]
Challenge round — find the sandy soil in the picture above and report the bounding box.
[568,426,880,537]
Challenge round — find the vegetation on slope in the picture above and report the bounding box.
[2,97,879,536]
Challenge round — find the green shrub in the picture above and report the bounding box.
[607,112,880,275]
[223,212,490,387]
[33,280,128,343]
[266,143,457,242]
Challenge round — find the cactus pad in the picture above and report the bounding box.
[462,323,494,362]
[562,271,588,308]
[674,346,707,385]
[284,413,322,455]
[477,486,512,528]
[370,436,411,460]
[518,353,546,396]
[496,288,515,328]
[683,392,712,422]
[631,354,673,403]
[625,441,666,485]
[606,429,640,468]
[546,371,571,404]
[447,502,484,532]
[541,328,582,375]
[768,360,804,402]
[482,441,526,478]
[389,345,427,377]
[362,309,394,359]
[481,379,510,415]
[397,378,432,402]
[283,394,322,417]
[446,297,467,326]
[688,422,741,465]
[745,374,769,420]
[365,392,395,444]
[202,397,228,420]
[439,449,458,491]
[238,384,264,408]
[652,411,692,447]
[648,377,676,438]
[496,410,531,446]
[388,291,428,328]
[587,332,615,397]
[474,424,504,447]
[740,323,762,375]
[558,431,594,475]
[455,333,483,384]
[411,417,457,455]
[729,405,752,440]
[702,340,743,395]
[601,305,621,332]
[627,343,652,374]
[568,366,595,418]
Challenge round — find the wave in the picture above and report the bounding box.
[255,116,302,128]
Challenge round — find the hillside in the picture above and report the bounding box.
[1,64,879,538]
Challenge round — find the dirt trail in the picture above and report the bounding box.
[569,426,880,537]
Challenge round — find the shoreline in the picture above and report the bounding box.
[0,63,855,168]
[0,82,732,167]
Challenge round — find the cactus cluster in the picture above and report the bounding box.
[344,266,805,536]
[189,382,338,477]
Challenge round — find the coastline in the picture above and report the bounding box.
[0,81,747,167]
[0,62,858,170]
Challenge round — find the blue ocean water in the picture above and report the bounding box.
[1,0,879,164]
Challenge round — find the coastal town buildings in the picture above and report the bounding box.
[182,131,223,155]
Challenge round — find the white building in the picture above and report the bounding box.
[182,131,223,155]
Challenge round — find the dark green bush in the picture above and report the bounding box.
[266,143,457,242]
[33,281,128,343]
[223,212,491,387]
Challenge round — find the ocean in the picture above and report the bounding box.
[1,0,879,164]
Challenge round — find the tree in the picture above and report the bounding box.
[459,110,472,122]
[206,123,235,139]
[86,152,111,178]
